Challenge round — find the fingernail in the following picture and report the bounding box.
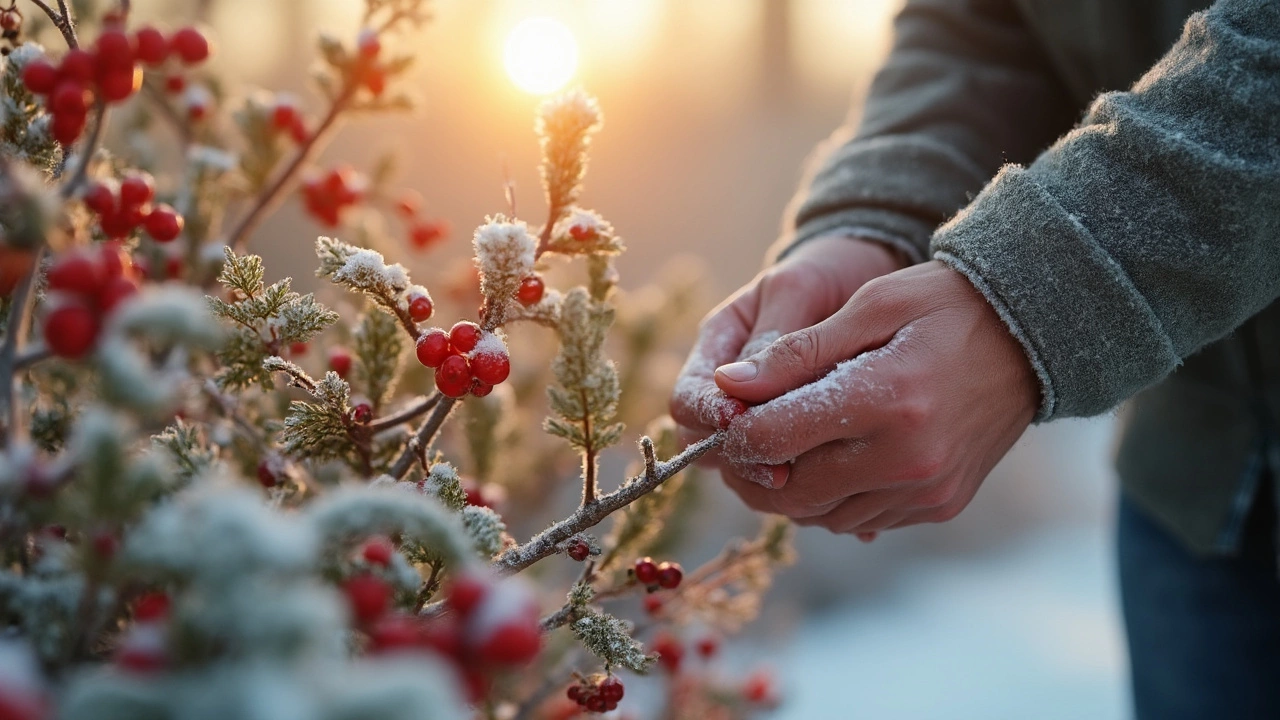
[716,361,758,382]
[769,463,790,489]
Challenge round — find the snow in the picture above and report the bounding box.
[471,331,507,358]
[335,248,410,291]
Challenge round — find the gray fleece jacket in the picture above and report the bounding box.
[780,0,1280,554]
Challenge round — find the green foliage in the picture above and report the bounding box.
[273,362,361,467]
[571,609,654,673]
[152,420,220,484]
[353,309,404,409]
[545,289,624,456]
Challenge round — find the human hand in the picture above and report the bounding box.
[668,235,906,486]
[711,260,1040,536]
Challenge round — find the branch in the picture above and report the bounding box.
[367,392,439,434]
[13,344,50,372]
[539,603,577,632]
[388,396,457,479]
[0,245,47,443]
[27,0,77,48]
[59,102,106,194]
[493,432,723,576]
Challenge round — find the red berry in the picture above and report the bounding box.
[91,530,119,559]
[21,60,57,95]
[633,558,659,585]
[328,347,352,378]
[362,66,386,96]
[98,207,134,239]
[469,380,493,398]
[476,621,541,666]
[361,537,394,566]
[0,10,21,32]
[716,397,748,430]
[116,644,166,674]
[164,74,185,94]
[471,348,510,386]
[288,117,309,143]
[134,27,170,65]
[83,182,116,215]
[97,66,140,103]
[415,329,451,368]
[409,221,447,249]
[98,276,139,314]
[50,81,88,115]
[94,28,134,68]
[47,252,104,296]
[568,224,596,241]
[652,634,683,673]
[566,685,582,703]
[51,112,87,145]
[357,28,381,59]
[696,635,719,659]
[342,574,391,624]
[463,483,489,508]
[567,539,589,562]
[350,402,373,424]
[407,293,433,322]
[368,614,421,653]
[256,459,279,488]
[58,50,96,85]
[449,322,480,353]
[164,253,184,280]
[657,562,683,590]
[171,27,210,64]
[99,241,135,281]
[516,276,544,306]
[133,592,171,621]
[585,695,607,713]
[643,594,663,616]
[288,341,308,356]
[599,676,624,703]
[43,302,99,359]
[271,102,298,131]
[120,173,155,207]
[742,669,776,705]
[144,204,183,242]
[434,354,472,398]
[446,574,487,616]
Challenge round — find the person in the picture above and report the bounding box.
[668,0,1280,717]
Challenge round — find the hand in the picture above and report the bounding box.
[669,235,906,487]
[712,260,1040,536]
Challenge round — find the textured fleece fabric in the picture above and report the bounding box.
[780,0,1280,555]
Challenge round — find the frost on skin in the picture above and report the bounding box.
[571,609,654,673]
[671,320,750,432]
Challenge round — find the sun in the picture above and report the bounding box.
[504,17,579,95]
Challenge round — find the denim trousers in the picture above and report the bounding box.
[1118,478,1280,719]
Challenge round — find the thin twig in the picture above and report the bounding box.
[493,432,723,576]
[367,393,440,434]
[388,396,457,479]
[539,603,578,632]
[59,103,106,194]
[27,0,77,48]
[0,246,46,441]
[13,344,50,372]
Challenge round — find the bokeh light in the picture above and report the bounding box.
[503,16,578,94]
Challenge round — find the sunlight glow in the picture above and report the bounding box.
[504,17,579,95]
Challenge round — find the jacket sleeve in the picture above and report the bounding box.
[932,0,1280,421]
[773,0,1078,263]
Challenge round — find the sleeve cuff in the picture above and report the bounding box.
[931,166,1179,421]
[771,214,929,265]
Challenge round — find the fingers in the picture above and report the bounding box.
[715,278,905,405]
[670,287,758,433]
[739,269,836,361]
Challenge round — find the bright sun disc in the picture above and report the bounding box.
[504,17,578,95]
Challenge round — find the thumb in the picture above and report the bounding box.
[714,290,902,404]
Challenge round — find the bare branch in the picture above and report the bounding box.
[388,396,457,479]
[27,0,78,48]
[367,393,440,434]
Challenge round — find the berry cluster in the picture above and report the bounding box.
[633,556,683,591]
[42,243,139,359]
[415,322,511,399]
[361,572,542,702]
[565,674,625,714]
[21,25,210,145]
[302,166,365,227]
[82,172,184,242]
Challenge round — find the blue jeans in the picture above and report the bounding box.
[1118,481,1280,719]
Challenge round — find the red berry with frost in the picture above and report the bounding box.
[585,695,606,713]
[133,592,171,621]
[58,49,95,85]
[409,221,447,249]
[471,348,510,386]
[100,242,135,280]
[328,347,352,378]
[94,29,134,68]
[51,81,88,115]
[368,614,421,653]
[476,622,541,666]
[633,557,659,585]
[43,302,99,359]
[463,483,489,508]
[599,676,624,703]
[361,537,394,566]
[343,574,390,624]
[98,66,140,103]
[516,276,544,306]
[567,539,589,562]
[469,380,493,398]
[83,182,115,215]
[350,402,372,424]
[657,561,683,590]
[415,329,451,368]
[568,224,596,241]
[653,634,683,673]
[256,459,279,488]
[171,27,210,64]
[407,293,433,322]
[99,276,139,314]
[446,574,487,616]
[357,28,381,59]
[0,10,21,33]
[696,635,719,659]
[144,204,183,242]
[271,102,299,131]
[566,685,582,703]
[50,111,86,145]
[643,594,663,616]
[120,173,155,207]
[449,322,480,353]
[47,253,104,296]
[134,27,170,65]
[435,354,472,398]
[21,60,57,95]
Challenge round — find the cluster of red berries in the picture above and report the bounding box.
[269,97,309,144]
[394,191,450,251]
[21,25,210,145]
[302,166,365,227]
[359,571,541,702]
[633,556,683,591]
[42,243,140,359]
[566,674,625,714]
[82,172,184,242]
[416,322,511,399]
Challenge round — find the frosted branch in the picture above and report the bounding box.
[388,397,457,479]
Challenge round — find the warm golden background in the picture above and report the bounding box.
[129,1,1126,716]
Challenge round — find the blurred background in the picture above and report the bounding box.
[134,0,1128,716]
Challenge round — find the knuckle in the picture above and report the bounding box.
[901,452,946,484]
[852,275,898,310]
[895,397,933,433]
[759,267,808,296]
[773,330,820,374]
